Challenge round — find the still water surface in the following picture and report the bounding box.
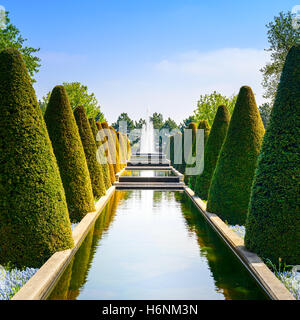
[48,190,267,300]
[122,170,175,177]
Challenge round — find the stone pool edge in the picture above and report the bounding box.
[184,186,295,301]
[12,185,116,300]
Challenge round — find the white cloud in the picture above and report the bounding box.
[154,48,270,110]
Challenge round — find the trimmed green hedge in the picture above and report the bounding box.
[74,106,106,199]
[183,122,197,182]
[110,126,121,173]
[89,118,111,190]
[189,120,211,189]
[101,122,120,175]
[245,45,300,265]
[44,86,95,222]
[198,120,210,145]
[96,122,116,184]
[0,48,74,268]
[207,86,265,225]
[194,106,230,199]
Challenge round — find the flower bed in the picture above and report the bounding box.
[229,224,299,300]
[0,265,38,300]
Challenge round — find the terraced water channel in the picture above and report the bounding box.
[47,188,267,300]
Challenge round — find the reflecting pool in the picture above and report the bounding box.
[122,170,175,177]
[48,190,267,300]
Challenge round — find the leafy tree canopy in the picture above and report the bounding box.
[134,118,146,129]
[112,112,135,133]
[0,11,41,82]
[258,102,272,128]
[161,117,178,131]
[193,91,237,126]
[179,115,196,132]
[260,11,300,103]
[150,112,164,130]
[41,82,105,120]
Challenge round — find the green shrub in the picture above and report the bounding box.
[194,106,230,199]
[44,86,95,222]
[101,122,120,174]
[89,118,111,190]
[126,135,131,160]
[184,122,198,183]
[96,122,116,184]
[207,86,265,225]
[110,126,121,173]
[198,120,211,145]
[189,120,211,189]
[74,106,106,199]
[117,132,126,168]
[245,45,300,265]
[0,48,74,268]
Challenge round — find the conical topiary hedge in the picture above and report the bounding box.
[184,122,198,183]
[207,86,265,225]
[189,120,211,189]
[198,120,211,145]
[96,122,116,184]
[89,118,111,190]
[194,106,230,199]
[0,48,74,268]
[245,45,300,265]
[117,132,126,168]
[126,136,131,160]
[109,126,121,173]
[44,86,95,222]
[74,106,106,199]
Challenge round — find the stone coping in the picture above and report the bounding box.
[12,185,116,300]
[184,186,295,300]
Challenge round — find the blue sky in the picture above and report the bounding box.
[1,0,297,123]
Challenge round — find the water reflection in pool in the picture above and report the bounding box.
[122,170,175,177]
[48,190,267,300]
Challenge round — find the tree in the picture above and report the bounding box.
[258,102,272,128]
[245,45,300,265]
[0,48,73,268]
[95,111,106,123]
[134,118,146,129]
[42,82,104,119]
[44,85,95,222]
[161,117,178,131]
[150,112,164,130]
[112,112,135,133]
[0,11,41,82]
[207,86,265,225]
[193,91,237,126]
[194,106,230,200]
[74,106,106,199]
[179,115,196,132]
[260,11,300,103]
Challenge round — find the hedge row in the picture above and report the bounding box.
[0,48,131,268]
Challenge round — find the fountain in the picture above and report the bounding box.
[140,109,155,153]
[126,109,170,167]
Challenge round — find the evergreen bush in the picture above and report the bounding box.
[207,86,265,225]
[194,106,230,199]
[0,48,74,268]
[89,118,111,189]
[245,46,300,265]
[74,106,106,199]
[44,85,95,222]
